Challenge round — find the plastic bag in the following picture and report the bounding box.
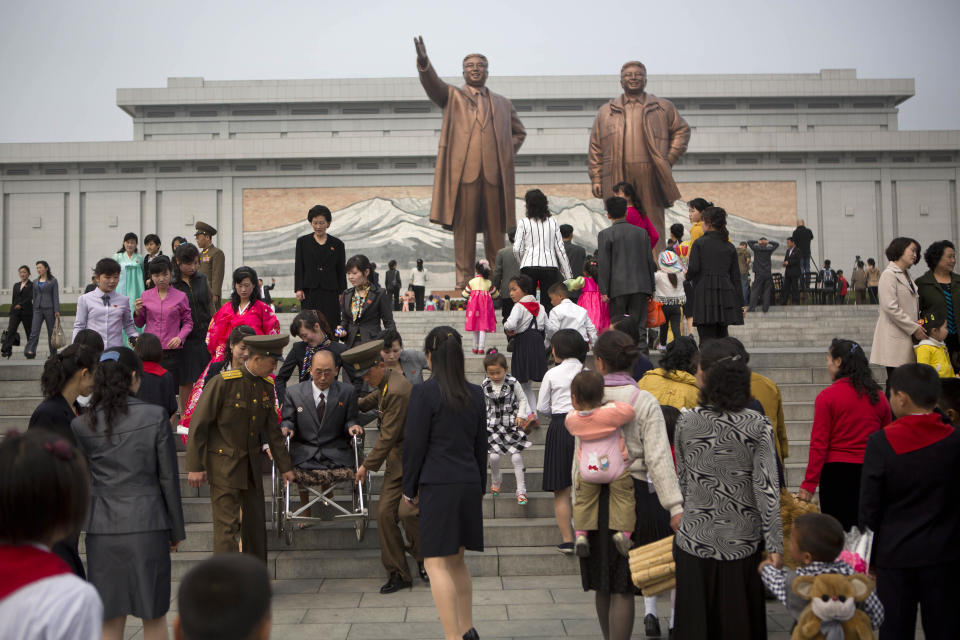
[839,527,874,573]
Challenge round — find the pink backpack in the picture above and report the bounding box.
[577,391,638,484]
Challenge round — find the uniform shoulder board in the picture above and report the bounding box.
[263,375,275,384]
[220,369,243,380]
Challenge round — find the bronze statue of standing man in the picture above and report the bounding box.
[589,62,691,255]
[414,36,527,288]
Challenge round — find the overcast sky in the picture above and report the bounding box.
[1,0,958,143]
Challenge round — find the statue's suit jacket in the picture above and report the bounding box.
[417,60,526,230]
[281,379,359,469]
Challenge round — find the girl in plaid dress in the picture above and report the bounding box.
[481,350,535,505]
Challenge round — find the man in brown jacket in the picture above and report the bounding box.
[195,221,225,313]
[588,61,690,254]
[186,334,293,562]
[414,36,527,288]
[343,340,424,594]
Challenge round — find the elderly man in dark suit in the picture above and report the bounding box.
[492,226,522,324]
[560,224,587,302]
[597,197,656,350]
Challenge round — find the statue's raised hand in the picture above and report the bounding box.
[414,35,428,67]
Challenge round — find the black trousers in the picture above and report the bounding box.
[877,560,960,640]
[818,462,862,531]
[868,286,879,304]
[412,285,425,311]
[696,323,729,345]
[520,266,561,314]
[748,274,773,312]
[781,275,802,305]
[609,293,649,353]
[388,288,400,311]
[659,304,683,346]
[1,307,32,353]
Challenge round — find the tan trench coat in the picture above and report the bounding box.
[418,61,526,230]
[869,262,920,368]
[588,94,690,202]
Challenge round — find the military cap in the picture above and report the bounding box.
[242,334,289,360]
[340,339,384,376]
[194,221,218,237]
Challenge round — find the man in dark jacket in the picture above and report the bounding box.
[492,227,522,323]
[781,238,803,305]
[597,197,656,348]
[791,220,814,276]
[747,238,780,313]
[560,224,587,302]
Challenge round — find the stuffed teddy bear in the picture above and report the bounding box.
[791,573,875,640]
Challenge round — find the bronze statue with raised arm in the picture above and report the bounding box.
[414,36,527,289]
[588,61,691,255]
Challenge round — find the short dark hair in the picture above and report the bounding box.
[570,370,605,408]
[345,254,372,275]
[792,513,845,562]
[548,282,568,298]
[73,328,105,354]
[885,237,919,263]
[610,314,639,344]
[612,181,639,205]
[289,309,332,339]
[18,264,31,274]
[939,378,960,416]
[230,266,261,311]
[660,405,681,447]
[147,255,173,276]
[134,332,163,363]
[524,189,550,220]
[559,224,574,239]
[388,260,397,269]
[507,226,517,244]
[144,233,161,246]
[687,198,713,212]
[509,274,535,295]
[698,338,751,412]
[228,325,256,348]
[823,259,832,268]
[177,554,272,640]
[670,223,684,242]
[889,363,941,410]
[483,350,508,371]
[0,429,89,545]
[660,336,699,375]
[41,343,98,400]
[175,242,200,265]
[94,257,121,277]
[307,205,332,223]
[594,329,638,373]
[605,196,627,219]
[550,329,588,362]
[380,328,403,351]
[867,258,876,266]
[924,240,956,271]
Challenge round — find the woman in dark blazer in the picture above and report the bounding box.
[28,343,98,577]
[916,239,960,365]
[339,254,395,348]
[1,265,33,358]
[71,347,185,640]
[403,327,486,640]
[685,207,744,343]
[25,260,60,359]
[295,205,347,333]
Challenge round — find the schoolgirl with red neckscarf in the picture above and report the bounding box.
[503,274,548,411]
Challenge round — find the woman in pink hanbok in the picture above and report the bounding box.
[205,266,280,363]
[566,257,610,333]
[463,260,498,354]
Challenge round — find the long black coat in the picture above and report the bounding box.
[686,230,744,326]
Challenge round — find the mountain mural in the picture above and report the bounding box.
[244,194,796,291]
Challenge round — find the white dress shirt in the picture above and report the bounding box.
[72,287,139,348]
[0,572,103,640]
[513,217,572,280]
[409,268,429,287]
[537,357,584,415]
[504,295,548,334]
[311,382,330,409]
[545,298,598,346]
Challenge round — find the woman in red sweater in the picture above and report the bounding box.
[797,339,891,529]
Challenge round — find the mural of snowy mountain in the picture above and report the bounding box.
[244,194,795,290]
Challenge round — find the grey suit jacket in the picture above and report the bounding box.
[281,379,359,469]
[32,276,60,312]
[71,398,185,542]
[597,219,656,298]
[492,245,521,300]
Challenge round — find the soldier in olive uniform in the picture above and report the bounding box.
[186,334,293,562]
[194,221,225,313]
[343,340,426,594]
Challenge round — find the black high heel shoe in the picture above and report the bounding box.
[418,561,429,584]
[462,628,479,640]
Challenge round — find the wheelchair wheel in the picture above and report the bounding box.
[353,473,371,542]
[272,469,284,540]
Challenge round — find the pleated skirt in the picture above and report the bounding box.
[542,413,575,492]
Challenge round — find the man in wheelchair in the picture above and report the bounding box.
[280,349,362,511]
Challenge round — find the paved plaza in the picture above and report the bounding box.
[118,574,809,640]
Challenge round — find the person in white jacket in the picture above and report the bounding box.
[545,283,598,347]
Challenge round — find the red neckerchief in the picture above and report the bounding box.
[518,301,540,317]
[142,361,168,377]
[883,413,955,455]
[0,545,71,599]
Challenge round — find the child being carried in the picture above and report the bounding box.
[565,370,637,558]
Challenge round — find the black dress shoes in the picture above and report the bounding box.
[379,572,412,594]
[418,561,430,583]
[462,628,479,640]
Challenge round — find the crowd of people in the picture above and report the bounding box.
[3,197,960,640]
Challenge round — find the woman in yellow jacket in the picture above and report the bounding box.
[638,336,701,408]
[915,313,956,378]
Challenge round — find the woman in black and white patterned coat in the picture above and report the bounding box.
[672,338,783,640]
